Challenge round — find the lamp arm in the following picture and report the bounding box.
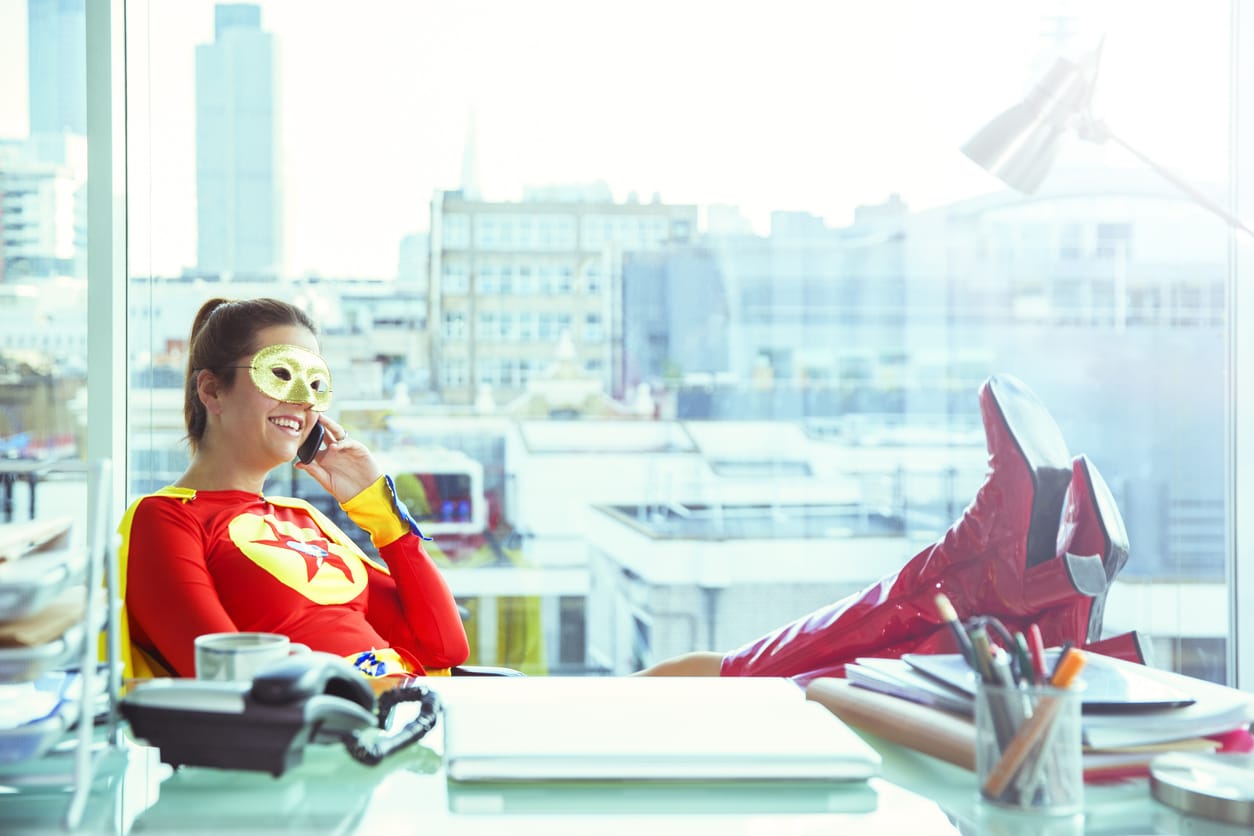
[1081,119,1254,240]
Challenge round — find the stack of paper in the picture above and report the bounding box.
[846,651,1254,748]
[810,651,1254,780]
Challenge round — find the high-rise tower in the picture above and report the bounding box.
[27,0,86,139]
[195,3,283,277]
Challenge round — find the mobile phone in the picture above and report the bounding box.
[296,422,325,465]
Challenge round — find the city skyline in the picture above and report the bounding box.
[0,0,1234,279]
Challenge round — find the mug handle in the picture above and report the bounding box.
[289,643,312,656]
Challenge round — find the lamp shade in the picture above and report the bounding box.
[962,56,1095,193]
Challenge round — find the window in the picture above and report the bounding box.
[0,0,89,532]
[476,312,496,340]
[95,1,1252,685]
[517,312,535,342]
[442,311,466,340]
[442,213,470,248]
[517,264,536,295]
[1096,222,1131,259]
[584,312,603,342]
[443,260,469,294]
[583,261,603,294]
[477,264,497,296]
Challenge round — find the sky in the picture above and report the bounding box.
[0,0,1234,279]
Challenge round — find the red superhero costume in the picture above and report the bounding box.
[120,476,469,679]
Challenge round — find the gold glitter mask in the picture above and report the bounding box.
[243,344,333,412]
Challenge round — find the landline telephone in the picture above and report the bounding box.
[120,652,440,776]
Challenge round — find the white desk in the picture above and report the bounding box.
[1,678,1250,835]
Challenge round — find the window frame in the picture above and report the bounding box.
[87,0,1254,687]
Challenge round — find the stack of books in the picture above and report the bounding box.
[807,650,1254,781]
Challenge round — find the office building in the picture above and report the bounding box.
[0,138,87,280]
[14,2,88,278]
[194,3,283,278]
[27,0,86,142]
[428,187,698,407]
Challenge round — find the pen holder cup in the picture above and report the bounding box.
[974,680,1084,816]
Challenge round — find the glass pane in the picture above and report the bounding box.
[123,1,1236,682]
[0,0,90,543]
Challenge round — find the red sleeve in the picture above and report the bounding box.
[124,497,239,677]
[365,534,469,670]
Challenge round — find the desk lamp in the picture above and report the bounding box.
[961,43,1254,241]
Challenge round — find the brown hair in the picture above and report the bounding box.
[184,297,319,451]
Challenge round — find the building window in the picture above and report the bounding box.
[1096,223,1131,260]
[443,311,466,340]
[584,312,603,342]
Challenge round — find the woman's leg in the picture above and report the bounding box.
[635,651,724,677]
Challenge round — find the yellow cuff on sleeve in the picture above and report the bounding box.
[340,474,422,549]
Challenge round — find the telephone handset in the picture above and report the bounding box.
[296,421,325,465]
[120,652,440,776]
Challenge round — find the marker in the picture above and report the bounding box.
[1050,647,1087,688]
[1050,640,1076,682]
[1026,624,1048,684]
[934,593,976,670]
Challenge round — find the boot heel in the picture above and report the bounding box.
[1064,455,1130,640]
[1031,456,1133,647]
[985,375,1072,568]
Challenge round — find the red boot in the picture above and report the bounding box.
[720,374,1076,682]
[1031,454,1130,649]
[860,454,1134,663]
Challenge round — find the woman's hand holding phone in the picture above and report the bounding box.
[294,416,383,504]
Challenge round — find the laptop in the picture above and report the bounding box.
[432,676,881,783]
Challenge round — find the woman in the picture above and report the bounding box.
[122,297,1130,683]
[121,297,470,680]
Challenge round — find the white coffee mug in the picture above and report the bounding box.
[193,632,311,682]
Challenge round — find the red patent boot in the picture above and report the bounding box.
[1031,454,1131,649]
[719,374,1075,682]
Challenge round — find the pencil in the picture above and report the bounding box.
[934,593,976,670]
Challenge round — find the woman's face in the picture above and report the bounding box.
[209,324,326,467]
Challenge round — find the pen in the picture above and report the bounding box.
[1026,624,1047,684]
[982,650,1088,798]
[934,593,977,670]
[991,646,1029,729]
[1012,632,1033,685]
[982,617,1016,654]
[971,625,1016,749]
[968,623,996,683]
[989,645,1017,689]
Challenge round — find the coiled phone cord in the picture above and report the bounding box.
[344,683,441,766]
